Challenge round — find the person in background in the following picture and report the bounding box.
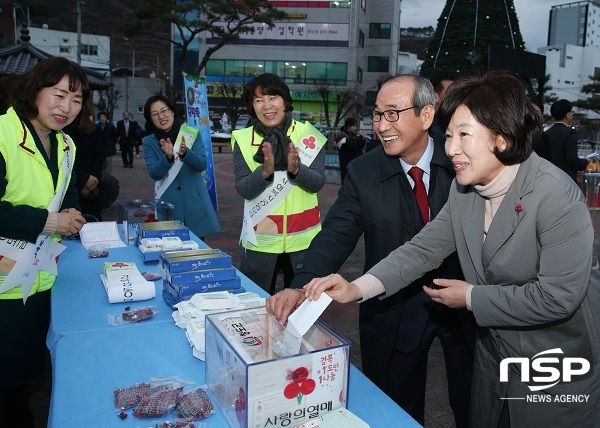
[267,74,473,427]
[66,117,105,221]
[0,57,89,427]
[231,73,326,293]
[364,131,381,152]
[536,99,588,182]
[0,75,20,115]
[302,71,600,427]
[95,111,118,174]
[142,95,220,239]
[529,97,544,118]
[430,75,455,141]
[335,117,366,183]
[116,111,138,168]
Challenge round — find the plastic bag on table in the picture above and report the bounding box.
[138,421,206,428]
[114,381,151,410]
[132,377,194,419]
[176,387,214,420]
[108,306,158,326]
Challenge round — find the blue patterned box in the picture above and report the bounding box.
[159,249,224,271]
[163,276,242,297]
[138,223,190,242]
[167,266,237,286]
[162,252,232,274]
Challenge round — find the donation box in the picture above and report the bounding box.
[117,199,175,243]
[205,307,349,428]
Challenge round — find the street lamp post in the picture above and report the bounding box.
[122,37,136,113]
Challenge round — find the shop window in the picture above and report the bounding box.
[206,60,225,76]
[225,60,244,76]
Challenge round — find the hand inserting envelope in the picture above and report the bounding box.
[286,292,333,337]
[281,292,333,354]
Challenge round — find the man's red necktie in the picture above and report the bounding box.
[408,166,429,224]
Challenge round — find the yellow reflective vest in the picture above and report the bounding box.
[0,108,76,300]
[232,121,321,253]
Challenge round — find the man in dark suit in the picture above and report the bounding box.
[536,99,588,182]
[116,111,139,168]
[267,75,473,427]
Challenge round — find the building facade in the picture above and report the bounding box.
[548,0,600,47]
[27,26,110,73]
[191,0,403,127]
[539,0,600,119]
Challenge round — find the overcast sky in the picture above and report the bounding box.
[400,0,552,53]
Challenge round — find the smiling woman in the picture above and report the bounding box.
[0,57,91,427]
[141,94,220,240]
[230,73,327,294]
[301,70,600,427]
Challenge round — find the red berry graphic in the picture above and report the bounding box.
[284,382,301,399]
[292,367,309,383]
[300,378,316,395]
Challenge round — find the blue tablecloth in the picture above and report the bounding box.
[47,236,421,427]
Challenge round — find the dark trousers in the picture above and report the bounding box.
[0,384,35,428]
[121,141,134,166]
[387,316,473,428]
[0,290,51,428]
[269,253,295,295]
[240,249,305,293]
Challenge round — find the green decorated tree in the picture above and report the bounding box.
[420,0,526,81]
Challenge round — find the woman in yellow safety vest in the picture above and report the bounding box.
[231,73,326,294]
[0,57,92,427]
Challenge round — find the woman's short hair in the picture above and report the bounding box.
[12,57,93,131]
[243,73,293,119]
[143,94,177,123]
[438,70,541,165]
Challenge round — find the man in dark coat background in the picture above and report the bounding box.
[267,75,474,427]
[95,111,118,174]
[536,99,588,182]
[116,111,139,168]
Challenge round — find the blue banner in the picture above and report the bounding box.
[183,74,218,210]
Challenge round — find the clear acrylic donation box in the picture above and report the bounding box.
[205,307,350,428]
[116,199,175,243]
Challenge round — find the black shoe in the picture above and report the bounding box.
[123,164,128,168]
[129,164,134,168]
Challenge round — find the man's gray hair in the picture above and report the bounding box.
[381,74,435,116]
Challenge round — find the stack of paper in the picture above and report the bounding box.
[170,291,265,361]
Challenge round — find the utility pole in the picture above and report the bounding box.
[76,0,82,65]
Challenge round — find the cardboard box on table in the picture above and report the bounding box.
[117,199,175,243]
[205,307,349,428]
